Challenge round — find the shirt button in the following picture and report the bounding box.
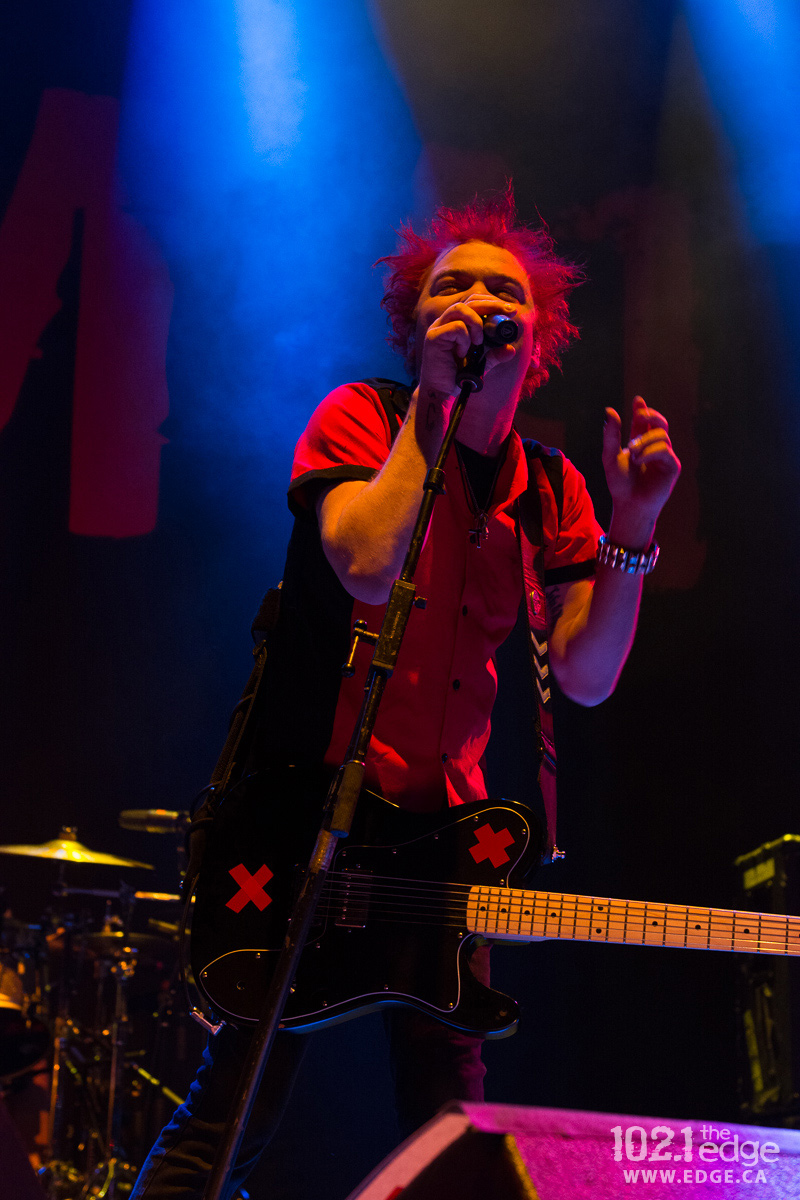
[441,753,449,763]
[452,679,460,690]
[462,605,468,616]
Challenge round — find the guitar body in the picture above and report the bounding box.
[190,773,543,1038]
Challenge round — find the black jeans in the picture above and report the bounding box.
[130,945,490,1200]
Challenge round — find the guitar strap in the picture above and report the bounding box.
[182,588,281,896]
[516,442,565,864]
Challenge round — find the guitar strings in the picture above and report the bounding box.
[324,871,800,927]
[325,872,800,926]
[310,908,800,951]
[310,904,800,951]
[307,875,800,950]
[318,886,800,929]
[329,871,476,893]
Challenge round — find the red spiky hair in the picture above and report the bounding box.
[377,185,582,396]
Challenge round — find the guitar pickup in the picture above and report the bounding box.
[334,866,372,929]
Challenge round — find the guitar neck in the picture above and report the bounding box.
[466,886,800,956]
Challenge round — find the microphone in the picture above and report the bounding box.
[455,313,520,392]
[482,313,519,347]
[118,809,189,834]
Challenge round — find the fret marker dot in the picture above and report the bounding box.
[480,906,486,911]
[695,924,701,929]
[651,921,659,926]
[595,927,602,934]
[744,928,750,934]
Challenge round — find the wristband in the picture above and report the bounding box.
[597,534,659,575]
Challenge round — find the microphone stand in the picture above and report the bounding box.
[203,346,488,1200]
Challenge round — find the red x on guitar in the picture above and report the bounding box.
[469,823,515,869]
[226,863,273,913]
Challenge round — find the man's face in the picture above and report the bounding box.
[413,240,537,387]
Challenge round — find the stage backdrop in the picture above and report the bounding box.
[2,2,800,1197]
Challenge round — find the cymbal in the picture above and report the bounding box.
[46,928,177,963]
[80,931,176,959]
[0,827,153,870]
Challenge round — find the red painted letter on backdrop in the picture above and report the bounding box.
[0,88,173,536]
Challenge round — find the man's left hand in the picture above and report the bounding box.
[602,396,681,524]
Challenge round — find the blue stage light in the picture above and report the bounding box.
[234,0,305,163]
[685,0,800,242]
[119,0,420,513]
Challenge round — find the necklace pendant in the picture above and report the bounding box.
[469,516,489,548]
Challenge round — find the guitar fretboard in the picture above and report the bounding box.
[466,887,800,955]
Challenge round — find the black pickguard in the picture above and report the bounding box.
[190,773,543,1038]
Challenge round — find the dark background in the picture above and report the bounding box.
[2,2,800,1197]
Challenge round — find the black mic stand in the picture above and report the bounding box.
[203,346,488,1200]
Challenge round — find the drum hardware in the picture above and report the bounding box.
[36,1159,84,1199]
[98,940,136,1195]
[118,809,189,883]
[0,959,49,1085]
[49,885,180,909]
[42,864,139,1185]
[0,828,154,871]
[46,912,76,1177]
[38,924,178,1198]
[78,932,176,963]
[146,918,179,940]
[0,828,179,1196]
[118,810,189,836]
[1,914,46,951]
[2,821,191,1194]
[76,1157,139,1199]
[56,903,176,1195]
[124,1060,183,1108]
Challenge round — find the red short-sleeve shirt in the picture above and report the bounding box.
[289,382,601,812]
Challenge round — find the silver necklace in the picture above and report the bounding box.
[455,442,504,549]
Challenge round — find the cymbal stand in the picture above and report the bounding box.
[78,945,138,1200]
[45,869,71,1169]
[40,878,143,1197]
[41,873,90,1199]
[106,953,130,1157]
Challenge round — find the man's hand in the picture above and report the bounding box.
[417,294,517,402]
[550,396,681,705]
[602,396,681,531]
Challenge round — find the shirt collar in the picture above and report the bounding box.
[490,429,528,515]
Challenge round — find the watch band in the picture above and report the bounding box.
[597,534,659,575]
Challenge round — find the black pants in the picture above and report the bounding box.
[130,946,490,1200]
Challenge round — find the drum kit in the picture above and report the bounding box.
[0,812,197,1199]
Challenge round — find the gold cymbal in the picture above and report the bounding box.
[80,930,176,959]
[0,827,153,870]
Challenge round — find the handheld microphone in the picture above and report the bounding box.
[482,313,519,347]
[455,313,520,392]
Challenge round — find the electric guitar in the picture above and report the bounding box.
[190,788,800,1038]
